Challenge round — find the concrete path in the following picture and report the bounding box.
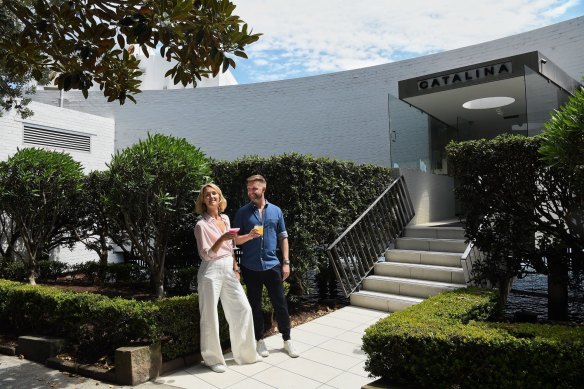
[154,306,386,389]
[0,354,173,389]
[0,306,388,388]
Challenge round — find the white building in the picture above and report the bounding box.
[1,16,583,261]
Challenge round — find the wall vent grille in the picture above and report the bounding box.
[23,124,91,152]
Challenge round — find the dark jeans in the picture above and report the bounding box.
[241,264,291,341]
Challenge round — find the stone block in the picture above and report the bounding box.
[16,336,65,363]
[115,343,161,386]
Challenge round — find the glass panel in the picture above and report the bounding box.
[524,65,572,136]
[388,94,431,171]
[429,117,457,174]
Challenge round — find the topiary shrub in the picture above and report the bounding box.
[363,287,584,388]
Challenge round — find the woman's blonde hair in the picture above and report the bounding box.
[195,183,227,214]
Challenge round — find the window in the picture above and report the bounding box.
[23,124,91,152]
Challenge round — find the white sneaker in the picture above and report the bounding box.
[209,363,226,373]
[283,340,299,358]
[257,339,269,357]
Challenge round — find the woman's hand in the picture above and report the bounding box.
[221,231,237,241]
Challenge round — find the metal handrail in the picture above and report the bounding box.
[326,175,415,297]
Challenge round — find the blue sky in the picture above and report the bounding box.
[229,0,584,84]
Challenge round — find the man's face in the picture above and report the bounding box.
[247,181,266,203]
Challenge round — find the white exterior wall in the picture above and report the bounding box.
[31,17,584,170]
[0,102,116,264]
[0,101,115,172]
[399,169,456,225]
[27,16,584,224]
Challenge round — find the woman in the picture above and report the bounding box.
[194,183,261,373]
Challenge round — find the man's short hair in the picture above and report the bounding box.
[246,174,266,185]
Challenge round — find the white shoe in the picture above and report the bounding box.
[257,339,269,357]
[283,340,299,358]
[209,364,226,373]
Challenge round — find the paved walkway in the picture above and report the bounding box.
[154,306,386,389]
[0,354,173,389]
[0,306,387,389]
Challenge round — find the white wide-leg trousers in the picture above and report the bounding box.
[197,255,258,366]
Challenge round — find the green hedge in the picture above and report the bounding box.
[212,154,394,293]
[362,287,584,389]
[0,278,286,361]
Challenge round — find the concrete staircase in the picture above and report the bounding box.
[350,225,467,312]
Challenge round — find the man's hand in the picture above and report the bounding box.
[282,264,290,280]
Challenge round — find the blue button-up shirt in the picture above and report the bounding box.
[234,200,288,271]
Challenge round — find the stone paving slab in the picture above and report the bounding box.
[0,354,174,389]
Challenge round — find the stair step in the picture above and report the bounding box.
[374,262,465,284]
[362,275,464,298]
[385,249,462,267]
[404,226,465,240]
[395,237,466,253]
[350,290,423,312]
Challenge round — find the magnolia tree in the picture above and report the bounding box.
[0,148,83,284]
[0,0,260,114]
[107,133,210,298]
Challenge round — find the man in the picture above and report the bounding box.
[234,174,299,358]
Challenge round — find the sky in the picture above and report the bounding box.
[229,0,584,84]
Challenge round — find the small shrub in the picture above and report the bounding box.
[0,279,229,361]
[68,261,100,284]
[164,265,198,294]
[37,260,69,282]
[0,259,26,281]
[105,262,149,284]
[363,287,584,388]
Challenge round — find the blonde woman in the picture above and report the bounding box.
[194,183,261,373]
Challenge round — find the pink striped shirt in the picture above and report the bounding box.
[194,213,234,261]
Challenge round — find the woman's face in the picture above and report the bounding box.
[203,186,220,209]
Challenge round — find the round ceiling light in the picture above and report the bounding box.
[462,97,515,110]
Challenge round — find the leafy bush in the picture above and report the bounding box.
[0,148,84,284]
[363,287,584,388]
[105,262,149,284]
[0,259,26,281]
[164,265,199,294]
[107,133,211,298]
[37,260,69,282]
[447,132,584,320]
[68,261,101,284]
[211,154,394,295]
[0,279,230,361]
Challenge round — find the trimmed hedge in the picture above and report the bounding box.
[362,287,584,389]
[212,154,394,293]
[0,278,285,361]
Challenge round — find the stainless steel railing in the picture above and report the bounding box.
[326,175,415,297]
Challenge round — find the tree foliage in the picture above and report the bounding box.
[107,133,210,298]
[0,0,260,108]
[75,170,114,282]
[0,148,84,284]
[0,0,51,119]
[447,131,584,321]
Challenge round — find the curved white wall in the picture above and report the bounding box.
[31,17,584,167]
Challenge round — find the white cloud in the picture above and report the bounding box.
[232,0,582,83]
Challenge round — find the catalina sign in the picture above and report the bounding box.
[417,62,512,91]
